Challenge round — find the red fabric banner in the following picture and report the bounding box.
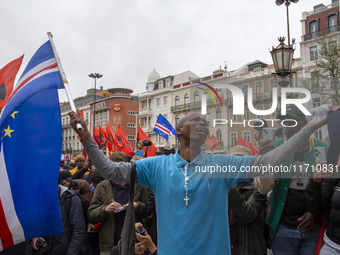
[0,55,24,108]
[137,126,157,157]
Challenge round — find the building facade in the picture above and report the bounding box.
[300,0,340,140]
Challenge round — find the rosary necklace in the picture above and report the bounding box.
[180,163,198,206]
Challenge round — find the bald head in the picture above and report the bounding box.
[176,113,205,129]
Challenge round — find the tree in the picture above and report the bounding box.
[309,36,340,105]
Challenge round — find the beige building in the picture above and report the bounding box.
[139,70,199,151]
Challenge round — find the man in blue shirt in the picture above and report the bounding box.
[69,111,327,255]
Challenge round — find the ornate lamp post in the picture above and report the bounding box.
[88,73,103,133]
[270,0,298,86]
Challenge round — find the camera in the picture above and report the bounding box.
[136,226,146,235]
[69,180,79,190]
[142,139,152,147]
[35,239,51,254]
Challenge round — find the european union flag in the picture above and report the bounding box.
[153,114,177,141]
[0,41,64,251]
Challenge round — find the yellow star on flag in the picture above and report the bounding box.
[4,125,15,138]
[11,111,19,119]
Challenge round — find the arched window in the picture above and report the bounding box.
[242,130,251,142]
[230,132,238,147]
[175,96,180,109]
[216,129,222,141]
[184,94,189,107]
[194,91,199,104]
[175,115,180,125]
[216,108,221,119]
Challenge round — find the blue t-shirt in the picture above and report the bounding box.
[135,150,252,255]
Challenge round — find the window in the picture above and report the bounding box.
[216,129,222,141]
[314,129,322,140]
[312,97,321,108]
[216,88,222,97]
[216,108,222,119]
[328,14,338,28]
[175,96,180,108]
[127,123,136,128]
[128,111,137,116]
[127,136,135,140]
[62,118,65,125]
[229,109,237,122]
[184,94,189,107]
[163,96,168,105]
[157,98,161,107]
[166,80,170,87]
[245,108,250,121]
[194,91,199,104]
[230,132,238,147]
[242,130,251,142]
[242,85,248,97]
[206,110,210,126]
[311,71,319,86]
[175,115,180,125]
[329,41,337,55]
[257,104,264,119]
[310,46,318,60]
[309,20,318,34]
[255,82,263,96]
[270,79,278,91]
[86,113,89,122]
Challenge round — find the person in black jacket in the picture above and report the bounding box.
[32,180,86,254]
[306,164,340,254]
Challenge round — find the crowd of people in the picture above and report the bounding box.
[1,105,339,255]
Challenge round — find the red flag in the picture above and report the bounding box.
[93,133,101,148]
[0,55,24,108]
[137,126,157,157]
[98,125,107,145]
[82,134,101,160]
[205,135,220,152]
[94,126,100,141]
[116,124,133,156]
[236,136,259,155]
[106,121,117,153]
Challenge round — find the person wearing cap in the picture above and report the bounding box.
[69,110,330,255]
[255,105,329,255]
[70,154,92,182]
[305,108,340,255]
[228,145,267,255]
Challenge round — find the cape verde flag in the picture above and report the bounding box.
[0,41,64,251]
[153,114,177,141]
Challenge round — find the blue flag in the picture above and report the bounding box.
[153,114,177,141]
[0,41,64,251]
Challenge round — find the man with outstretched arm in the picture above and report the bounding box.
[69,111,327,255]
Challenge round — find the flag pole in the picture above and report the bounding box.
[47,32,82,131]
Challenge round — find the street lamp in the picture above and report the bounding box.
[270,0,298,86]
[88,73,103,133]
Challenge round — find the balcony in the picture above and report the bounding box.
[303,25,340,41]
[139,107,153,116]
[170,98,224,112]
[171,102,200,112]
[140,125,153,133]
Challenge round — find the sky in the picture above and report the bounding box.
[0,0,333,102]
